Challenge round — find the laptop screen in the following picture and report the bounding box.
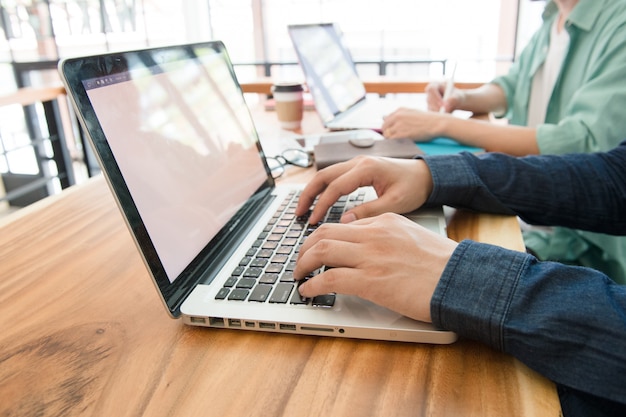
[288,23,367,123]
[61,42,274,313]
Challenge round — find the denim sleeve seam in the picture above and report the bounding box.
[498,254,530,351]
[430,240,469,328]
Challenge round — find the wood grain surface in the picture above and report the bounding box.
[0,175,559,417]
[0,104,560,417]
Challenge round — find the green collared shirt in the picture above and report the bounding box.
[492,0,626,283]
[493,0,626,155]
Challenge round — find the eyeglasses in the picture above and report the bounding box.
[266,148,313,178]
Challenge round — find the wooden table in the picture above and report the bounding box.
[0,109,560,417]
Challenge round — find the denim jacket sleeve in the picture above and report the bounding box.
[432,240,626,410]
[421,143,626,413]
[421,141,626,235]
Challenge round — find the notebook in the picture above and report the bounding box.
[288,23,419,131]
[59,41,457,344]
[314,138,422,169]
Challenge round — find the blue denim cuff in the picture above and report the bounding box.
[421,154,481,207]
[431,240,530,350]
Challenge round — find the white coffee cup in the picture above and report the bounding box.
[271,83,304,131]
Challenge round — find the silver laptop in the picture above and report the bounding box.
[288,23,418,131]
[59,41,456,344]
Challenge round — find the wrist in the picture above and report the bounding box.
[435,112,455,138]
[413,159,434,204]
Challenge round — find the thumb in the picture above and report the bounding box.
[442,95,457,113]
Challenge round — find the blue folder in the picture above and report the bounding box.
[417,138,483,155]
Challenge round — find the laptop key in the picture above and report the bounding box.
[290,223,305,231]
[312,294,336,308]
[224,276,237,287]
[271,254,289,264]
[256,249,273,258]
[231,266,244,276]
[269,283,294,303]
[228,289,249,301]
[279,271,295,282]
[273,226,288,234]
[262,241,278,250]
[236,278,256,289]
[290,286,309,305]
[249,284,272,302]
[267,233,283,242]
[243,267,263,278]
[259,273,278,284]
[276,246,292,255]
[250,258,268,268]
[266,263,283,274]
[215,287,230,300]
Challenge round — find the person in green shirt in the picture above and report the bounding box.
[381,0,626,283]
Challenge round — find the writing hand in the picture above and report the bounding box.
[425,81,465,114]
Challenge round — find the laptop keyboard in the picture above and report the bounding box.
[214,189,367,307]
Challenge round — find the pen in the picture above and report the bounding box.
[440,61,457,113]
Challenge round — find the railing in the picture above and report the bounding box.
[0,86,74,207]
[234,58,448,78]
[8,57,450,86]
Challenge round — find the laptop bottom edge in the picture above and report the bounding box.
[181,312,458,344]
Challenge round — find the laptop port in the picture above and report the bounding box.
[301,326,334,333]
[258,322,276,329]
[209,317,225,327]
[189,317,206,324]
[245,321,256,328]
[228,319,242,327]
[280,324,297,331]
